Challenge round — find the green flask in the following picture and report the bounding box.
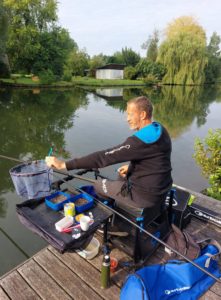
[101,254,110,289]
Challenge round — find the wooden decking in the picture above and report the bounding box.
[0,216,221,300]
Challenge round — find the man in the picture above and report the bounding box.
[45,96,172,214]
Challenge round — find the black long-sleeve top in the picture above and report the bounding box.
[66,122,172,198]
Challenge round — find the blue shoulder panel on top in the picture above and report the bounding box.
[133,122,162,144]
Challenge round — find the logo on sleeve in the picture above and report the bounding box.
[105,145,130,155]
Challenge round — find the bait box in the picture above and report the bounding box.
[45,191,73,211]
[55,216,74,232]
[71,193,94,213]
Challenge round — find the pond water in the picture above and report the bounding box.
[0,85,220,276]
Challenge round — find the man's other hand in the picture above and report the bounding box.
[117,165,129,177]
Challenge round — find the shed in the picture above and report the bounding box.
[95,64,125,79]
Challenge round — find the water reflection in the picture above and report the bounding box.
[96,87,123,99]
[0,87,89,198]
[98,85,221,138]
[152,85,221,137]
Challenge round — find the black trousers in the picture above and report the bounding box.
[93,178,167,220]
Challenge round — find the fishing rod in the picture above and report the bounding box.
[0,227,29,259]
[1,153,221,283]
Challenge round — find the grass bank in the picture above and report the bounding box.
[71,77,145,87]
[0,78,74,87]
[0,76,145,88]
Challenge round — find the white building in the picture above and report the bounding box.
[96,64,125,79]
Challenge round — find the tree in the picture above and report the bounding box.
[4,0,58,72]
[108,51,124,64]
[3,0,76,76]
[141,29,159,62]
[157,16,207,85]
[66,48,89,76]
[205,32,221,83]
[0,0,10,76]
[32,27,77,76]
[89,53,108,69]
[121,47,140,67]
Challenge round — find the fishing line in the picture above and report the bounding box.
[1,153,221,283]
[0,226,29,259]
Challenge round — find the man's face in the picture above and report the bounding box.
[126,103,143,130]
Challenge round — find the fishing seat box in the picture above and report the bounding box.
[165,187,192,229]
[109,203,171,263]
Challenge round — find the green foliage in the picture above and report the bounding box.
[39,69,57,84]
[136,58,166,80]
[107,51,124,64]
[32,27,77,76]
[89,53,108,73]
[66,49,89,76]
[157,16,207,85]
[0,0,8,52]
[107,48,140,67]
[0,0,10,76]
[143,74,158,85]
[62,68,72,82]
[124,66,137,80]
[121,47,140,67]
[4,0,76,76]
[193,129,221,200]
[205,32,221,83]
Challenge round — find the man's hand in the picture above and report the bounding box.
[45,156,67,170]
[117,165,129,178]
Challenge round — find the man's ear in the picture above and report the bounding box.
[140,110,147,120]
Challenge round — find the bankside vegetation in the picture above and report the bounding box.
[0,1,221,86]
[193,129,221,200]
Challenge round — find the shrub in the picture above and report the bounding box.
[143,74,158,86]
[193,129,221,200]
[39,69,57,85]
[124,66,137,80]
[62,69,72,82]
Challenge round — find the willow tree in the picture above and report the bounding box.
[157,16,208,85]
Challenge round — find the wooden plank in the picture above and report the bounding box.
[200,290,221,299]
[210,281,221,298]
[34,248,102,300]
[49,246,120,300]
[74,247,128,288]
[0,287,10,300]
[0,271,40,300]
[86,234,131,287]
[18,259,72,300]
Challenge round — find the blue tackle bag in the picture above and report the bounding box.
[120,244,221,300]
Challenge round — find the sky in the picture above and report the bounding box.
[57,0,221,57]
